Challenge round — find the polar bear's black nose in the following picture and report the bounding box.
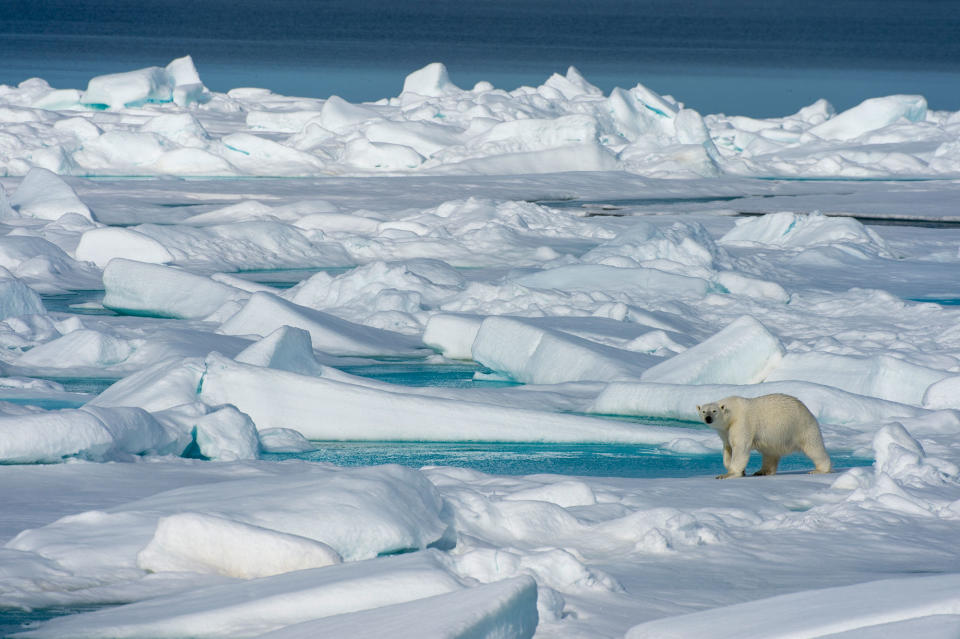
[704,415,713,424]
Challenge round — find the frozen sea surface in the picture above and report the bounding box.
[1,60,960,638]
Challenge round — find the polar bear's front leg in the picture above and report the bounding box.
[717,436,749,479]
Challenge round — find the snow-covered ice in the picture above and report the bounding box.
[1,58,960,638]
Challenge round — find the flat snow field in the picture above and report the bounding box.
[0,58,959,638]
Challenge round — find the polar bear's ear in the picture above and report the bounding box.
[696,405,700,411]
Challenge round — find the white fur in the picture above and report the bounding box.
[696,394,832,479]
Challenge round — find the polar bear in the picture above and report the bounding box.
[696,394,832,479]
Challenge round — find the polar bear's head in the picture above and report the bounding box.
[697,401,727,428]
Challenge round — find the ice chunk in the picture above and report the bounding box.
[72,131,167,173]
[81,66,169,109]
[514,264,711,298]
[8,167,93,221]
[401,62,461,99]
[32,88,83,110]
[246,109,324,133]
[102,259,248,319]
[233,326,326,376]
[540,66,602,100]
[258,427,315,453]
[923,376,960,410]
[503,480,597,508]
[720,211,891,256]
[163,55,202,87]
[870,422,958,483]
[17,329,134,368]
[75,228,173,268]
[219,292,428,358]
[0,405,182,463]
[471,316,656,384]
[641,315,783,385]
[422,313,484,359]
[198,353,709,445]
[343,137,425,170]
[137,512,340,579]
[365,120,464,158]
[20,551,464,638]
[90,357,206,413]
[625,574,960,639]
[140,112,210,147]
[580,220,728,272]
[218,132,326,175]
[766,352,951,406]
[807,95,928,141]
[316,95,381,133]
[256,576,538,639]
[192,405,261,461]
[0,271,45,320]
[80,55,206,109]
[0,235,101,293]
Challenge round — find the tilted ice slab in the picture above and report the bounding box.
[0,405,185,464]
[470,316,659,384]
[424,312,691,362]
[0,271,46,321]
[75,228,175,268]
[765,351,952,406]
[640,315,784,386]
[7,167,93,221]
[0,234,102,294]
[219,292,429,358]
[625,573,960,639]
[254,576,538,639]
[16,551,474,639]
[102,259,248,319]
[136,512,342,579]
[198,353,714,445]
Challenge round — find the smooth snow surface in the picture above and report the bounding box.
[1,59,960,639]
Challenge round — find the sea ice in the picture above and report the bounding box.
[7,168,93,221]
[197,352,712,444]
[16,551,468,638]
[2,56,960,639]
[218,291,428,357]
[137,512,341,579]
[640,315,784,385]
[470,316,656,384]
[102,259,248,319]
[0,405,183,464]
[625,573,960,639]
[80,55,207,110]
